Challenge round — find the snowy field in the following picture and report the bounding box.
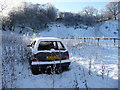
[2,32,118,88]
[1,21,119,88]
[34,20,118,38]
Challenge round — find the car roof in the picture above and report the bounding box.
[32,37,62,41]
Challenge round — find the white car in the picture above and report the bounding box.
[27,37,71,74]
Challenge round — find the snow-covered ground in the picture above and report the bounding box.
[34,20,118,38]
[1,20,119,88]
[12,20,119,38]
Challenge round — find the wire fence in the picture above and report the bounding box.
[59,37,119,47]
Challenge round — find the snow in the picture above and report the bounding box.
[33,37,61,41]
[2,20,119,88]
[36,21,118,38]
[12,21,118,38]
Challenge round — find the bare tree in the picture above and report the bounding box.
[46,3,57,21]
[0,0,7,30]
[106,1,120,20]
[0,0,7,13]
[82,6,98,16]
[5,2,58,30]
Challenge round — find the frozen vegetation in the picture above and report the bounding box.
[1,21,119,88]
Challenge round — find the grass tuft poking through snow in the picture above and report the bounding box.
[2,31,31,88]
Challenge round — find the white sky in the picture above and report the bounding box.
[0,0,24,15]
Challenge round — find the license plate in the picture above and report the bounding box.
[46,56,60,60]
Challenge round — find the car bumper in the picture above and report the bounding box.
[31,60,71,69]
[31,59,71,65]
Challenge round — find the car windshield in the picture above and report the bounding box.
[38,41,66,50]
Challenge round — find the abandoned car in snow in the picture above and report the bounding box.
[27,37,71,74]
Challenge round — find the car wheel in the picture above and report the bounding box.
[31,66,39,75]
[29,58,32,65]
[63,66,69,71]
[29,60,32,65]
[55,67,63,74]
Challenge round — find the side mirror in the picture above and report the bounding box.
[27,45,32,47]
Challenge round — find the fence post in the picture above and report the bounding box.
[84,38,86,43]
[114,38,116,46]
[97,38,100,46]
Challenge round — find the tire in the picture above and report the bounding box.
[29,60,32,65]
[31,65,39,75]
[28,58,32,65]
[63,66,69,71]
[55,67,63,74]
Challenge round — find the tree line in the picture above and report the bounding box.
[1,2,57,31]
[0,1,120,31]
[58,1,119,26]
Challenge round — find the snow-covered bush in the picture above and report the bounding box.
[2,31,31,88]
[1,30,118,88]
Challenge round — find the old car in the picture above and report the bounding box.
[27,37,71,74]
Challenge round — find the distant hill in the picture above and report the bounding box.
[39,20,118,38]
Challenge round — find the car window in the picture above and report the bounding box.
[38,41,66,50]
[57,41,65,50]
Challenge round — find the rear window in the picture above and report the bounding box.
[38,41,66,50]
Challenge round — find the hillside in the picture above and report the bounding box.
[11,20,119,38]
[38,20,119,38]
